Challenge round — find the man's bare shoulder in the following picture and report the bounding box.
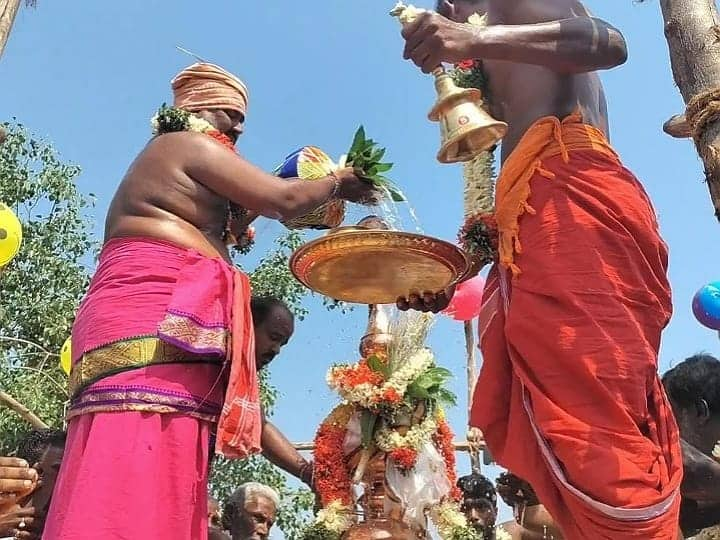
[489,0,591,24]
[142,130,217,159]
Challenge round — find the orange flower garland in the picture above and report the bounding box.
[434,417,462,501]
[390,447,419,471]
[331,360,385,389]
[314,404,354,507]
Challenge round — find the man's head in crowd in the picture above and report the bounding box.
[16,429,66,530]
[458,472,498,537]
[223,482,279,540]
[251,297,294,370]
[662,353,720,455]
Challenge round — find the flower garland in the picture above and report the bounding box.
[327,349,433,409]
[434,414,463,501]
[449,15,499,271]
[313,404,355,507]
[430,500,483,540]
[150,104,256,255]
[377,413,437,470]
[713,440,720,461]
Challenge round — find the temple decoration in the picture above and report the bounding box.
[390,2,506,164]
[301,286,482,540]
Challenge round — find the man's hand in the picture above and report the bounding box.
[402,12,480,73]
[496,472,540,508]
[396,286,455,313]
[0,506,38,539]
[0,458,37,508]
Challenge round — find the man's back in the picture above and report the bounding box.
[105,132,231,261]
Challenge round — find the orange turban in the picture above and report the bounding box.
[171,62,249,118]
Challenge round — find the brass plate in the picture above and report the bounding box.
[289,228,471,304]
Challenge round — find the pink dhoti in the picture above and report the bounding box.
[45,410,210,540]
[43,238,261,540]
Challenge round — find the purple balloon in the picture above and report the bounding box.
[692,282,720,330]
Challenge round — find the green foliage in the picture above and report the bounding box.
[0,121,95,454]
[345,126,405,202]
[298,522,342,540]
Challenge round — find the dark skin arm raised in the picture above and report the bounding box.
[168,132,374,221]
[403,0,627,74]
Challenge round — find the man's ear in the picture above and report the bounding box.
[696,397,711,423]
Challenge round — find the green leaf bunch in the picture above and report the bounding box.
[345,126,405,203]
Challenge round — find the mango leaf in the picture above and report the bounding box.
[360,409,378,449]
[437,388,458,406]
[349,126,366,156]
[374,162,393,173]
[407,381,432,400]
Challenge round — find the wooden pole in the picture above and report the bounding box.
[0,390,48,429]
[657,0,720,219]
[0,0,22,60]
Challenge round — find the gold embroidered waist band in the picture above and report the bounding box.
[69,337,223,397]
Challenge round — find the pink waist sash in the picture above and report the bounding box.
[71,237,261,458]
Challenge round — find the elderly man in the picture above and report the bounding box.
[397,1,682,538]
[223,483,279,540]
[43,62,377,540]
[662,354,720,537]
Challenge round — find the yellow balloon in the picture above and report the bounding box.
[60,337,72,375]
[0,202,22,268]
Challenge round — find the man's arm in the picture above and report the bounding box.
[402,0,627,74]
[157,132,373,221]
[261,419,313,487]
[681,439,720,503]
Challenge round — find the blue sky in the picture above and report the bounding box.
[2,0,719,531]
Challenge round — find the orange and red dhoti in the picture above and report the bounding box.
[470,114,682,539]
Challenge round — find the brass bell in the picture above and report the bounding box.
[429,68,507,164]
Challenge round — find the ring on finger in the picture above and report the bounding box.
[18,519,26,529]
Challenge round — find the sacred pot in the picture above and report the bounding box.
[342,454,415,540]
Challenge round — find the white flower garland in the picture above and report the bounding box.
[150,111,214,135]
[375,413,437,453]
[315,501,353,534]
[495,527,512,540]
[327,348,434,409]
[713,441,720,461]
[430,501,471,539]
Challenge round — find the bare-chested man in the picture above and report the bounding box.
[43,62,378,540]
[397,2,683,538]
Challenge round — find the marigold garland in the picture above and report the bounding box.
[434,417,463,502]
[314,404,354,507]
[389,447,419,471]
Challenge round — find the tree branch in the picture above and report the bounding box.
[658,0,720,219]
[0,390,48,429]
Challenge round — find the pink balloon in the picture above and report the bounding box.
[443,275,486,321]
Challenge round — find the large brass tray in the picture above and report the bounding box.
[289,227,471,304]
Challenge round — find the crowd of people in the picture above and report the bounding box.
[1,0,719,538]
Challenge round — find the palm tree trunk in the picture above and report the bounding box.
[658,0,720,219]
[0,0,22,60]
